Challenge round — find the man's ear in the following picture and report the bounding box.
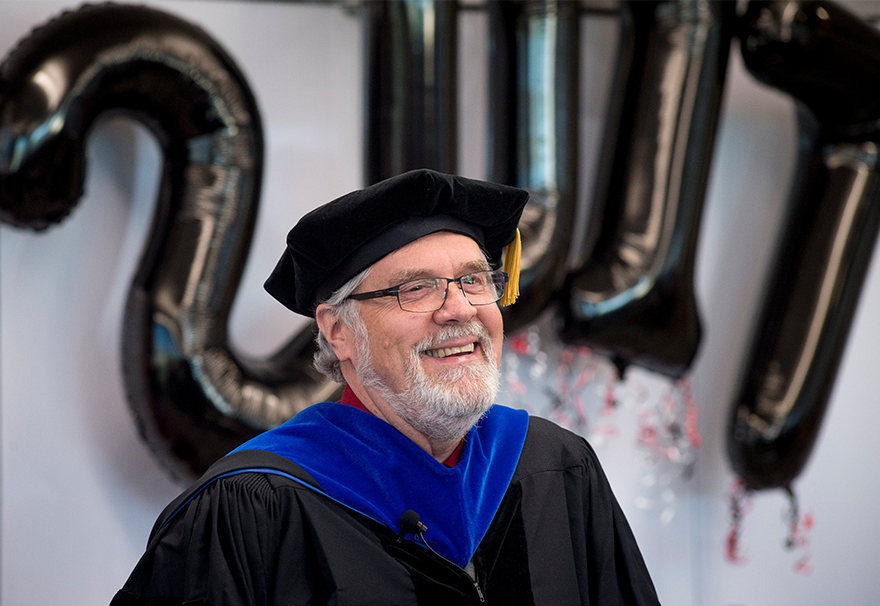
[315,304,355,362]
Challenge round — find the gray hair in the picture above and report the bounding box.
[313,266,372,383]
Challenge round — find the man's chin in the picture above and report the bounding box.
[411,407,489,442]
[425,379,496,406]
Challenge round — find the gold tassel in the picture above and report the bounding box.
[500,228,521,306]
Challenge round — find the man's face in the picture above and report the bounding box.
[349,231,505,440]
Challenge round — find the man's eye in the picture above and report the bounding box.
[402,279,439,294]
[462,273,490,288]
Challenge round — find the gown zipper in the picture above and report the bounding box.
[472,579,486,603]
[413,533,486,604]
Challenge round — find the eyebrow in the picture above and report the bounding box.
[388,259,491,286]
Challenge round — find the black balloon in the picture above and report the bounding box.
[728,0,880,491]
[0,4,339,480]
[487,0,580,333]
[559,0,735,379]
[363,0,458,183]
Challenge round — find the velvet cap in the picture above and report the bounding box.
[265,169,529,317]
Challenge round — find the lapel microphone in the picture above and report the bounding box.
[397,510,428,543]
[396,510,443,560]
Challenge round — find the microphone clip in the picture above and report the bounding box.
[396,509,428,543]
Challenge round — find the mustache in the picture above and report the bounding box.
[413,322,493,354]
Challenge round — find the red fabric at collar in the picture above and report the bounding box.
[338,386,464,467]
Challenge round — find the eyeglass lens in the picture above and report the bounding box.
[397,271,505,312]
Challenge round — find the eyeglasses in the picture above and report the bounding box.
[347,270,508,313]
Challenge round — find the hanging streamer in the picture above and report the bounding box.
[725,478,753,565]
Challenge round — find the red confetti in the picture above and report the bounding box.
[725,478,753,565]
[506,374,528,395]
[725,527,747,565]
[555,411,572,428]
[603,368,619,410]
[784,491,814,575]
[509,333,531,356]
[678,377,702,449]
[794,555,813,576]
[560,348,575,365]
[663,390,677,418]
[593,423,619,439]
[573,367,593,390]
[572,395,589,427]
[638,409,658,451]
[638,423,658,448]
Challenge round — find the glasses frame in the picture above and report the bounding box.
[346,270,508,313]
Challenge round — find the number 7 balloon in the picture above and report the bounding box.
[728,0,880,491]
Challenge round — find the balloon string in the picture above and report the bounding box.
[784,487,814,575]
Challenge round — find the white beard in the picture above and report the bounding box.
[354,320,500,442]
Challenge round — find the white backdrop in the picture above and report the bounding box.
[1,1,879,605]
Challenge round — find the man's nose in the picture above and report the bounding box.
[434,281,477,322]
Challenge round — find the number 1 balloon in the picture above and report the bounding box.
[560,0,735,379]
[728,0,880,491]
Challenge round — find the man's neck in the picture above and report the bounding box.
[340,382,465,464]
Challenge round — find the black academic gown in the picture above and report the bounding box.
[111,416,660,606]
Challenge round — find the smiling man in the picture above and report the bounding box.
[113,169,660,606]
[327,231,505,459]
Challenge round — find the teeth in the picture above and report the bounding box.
[425,343,476,358]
